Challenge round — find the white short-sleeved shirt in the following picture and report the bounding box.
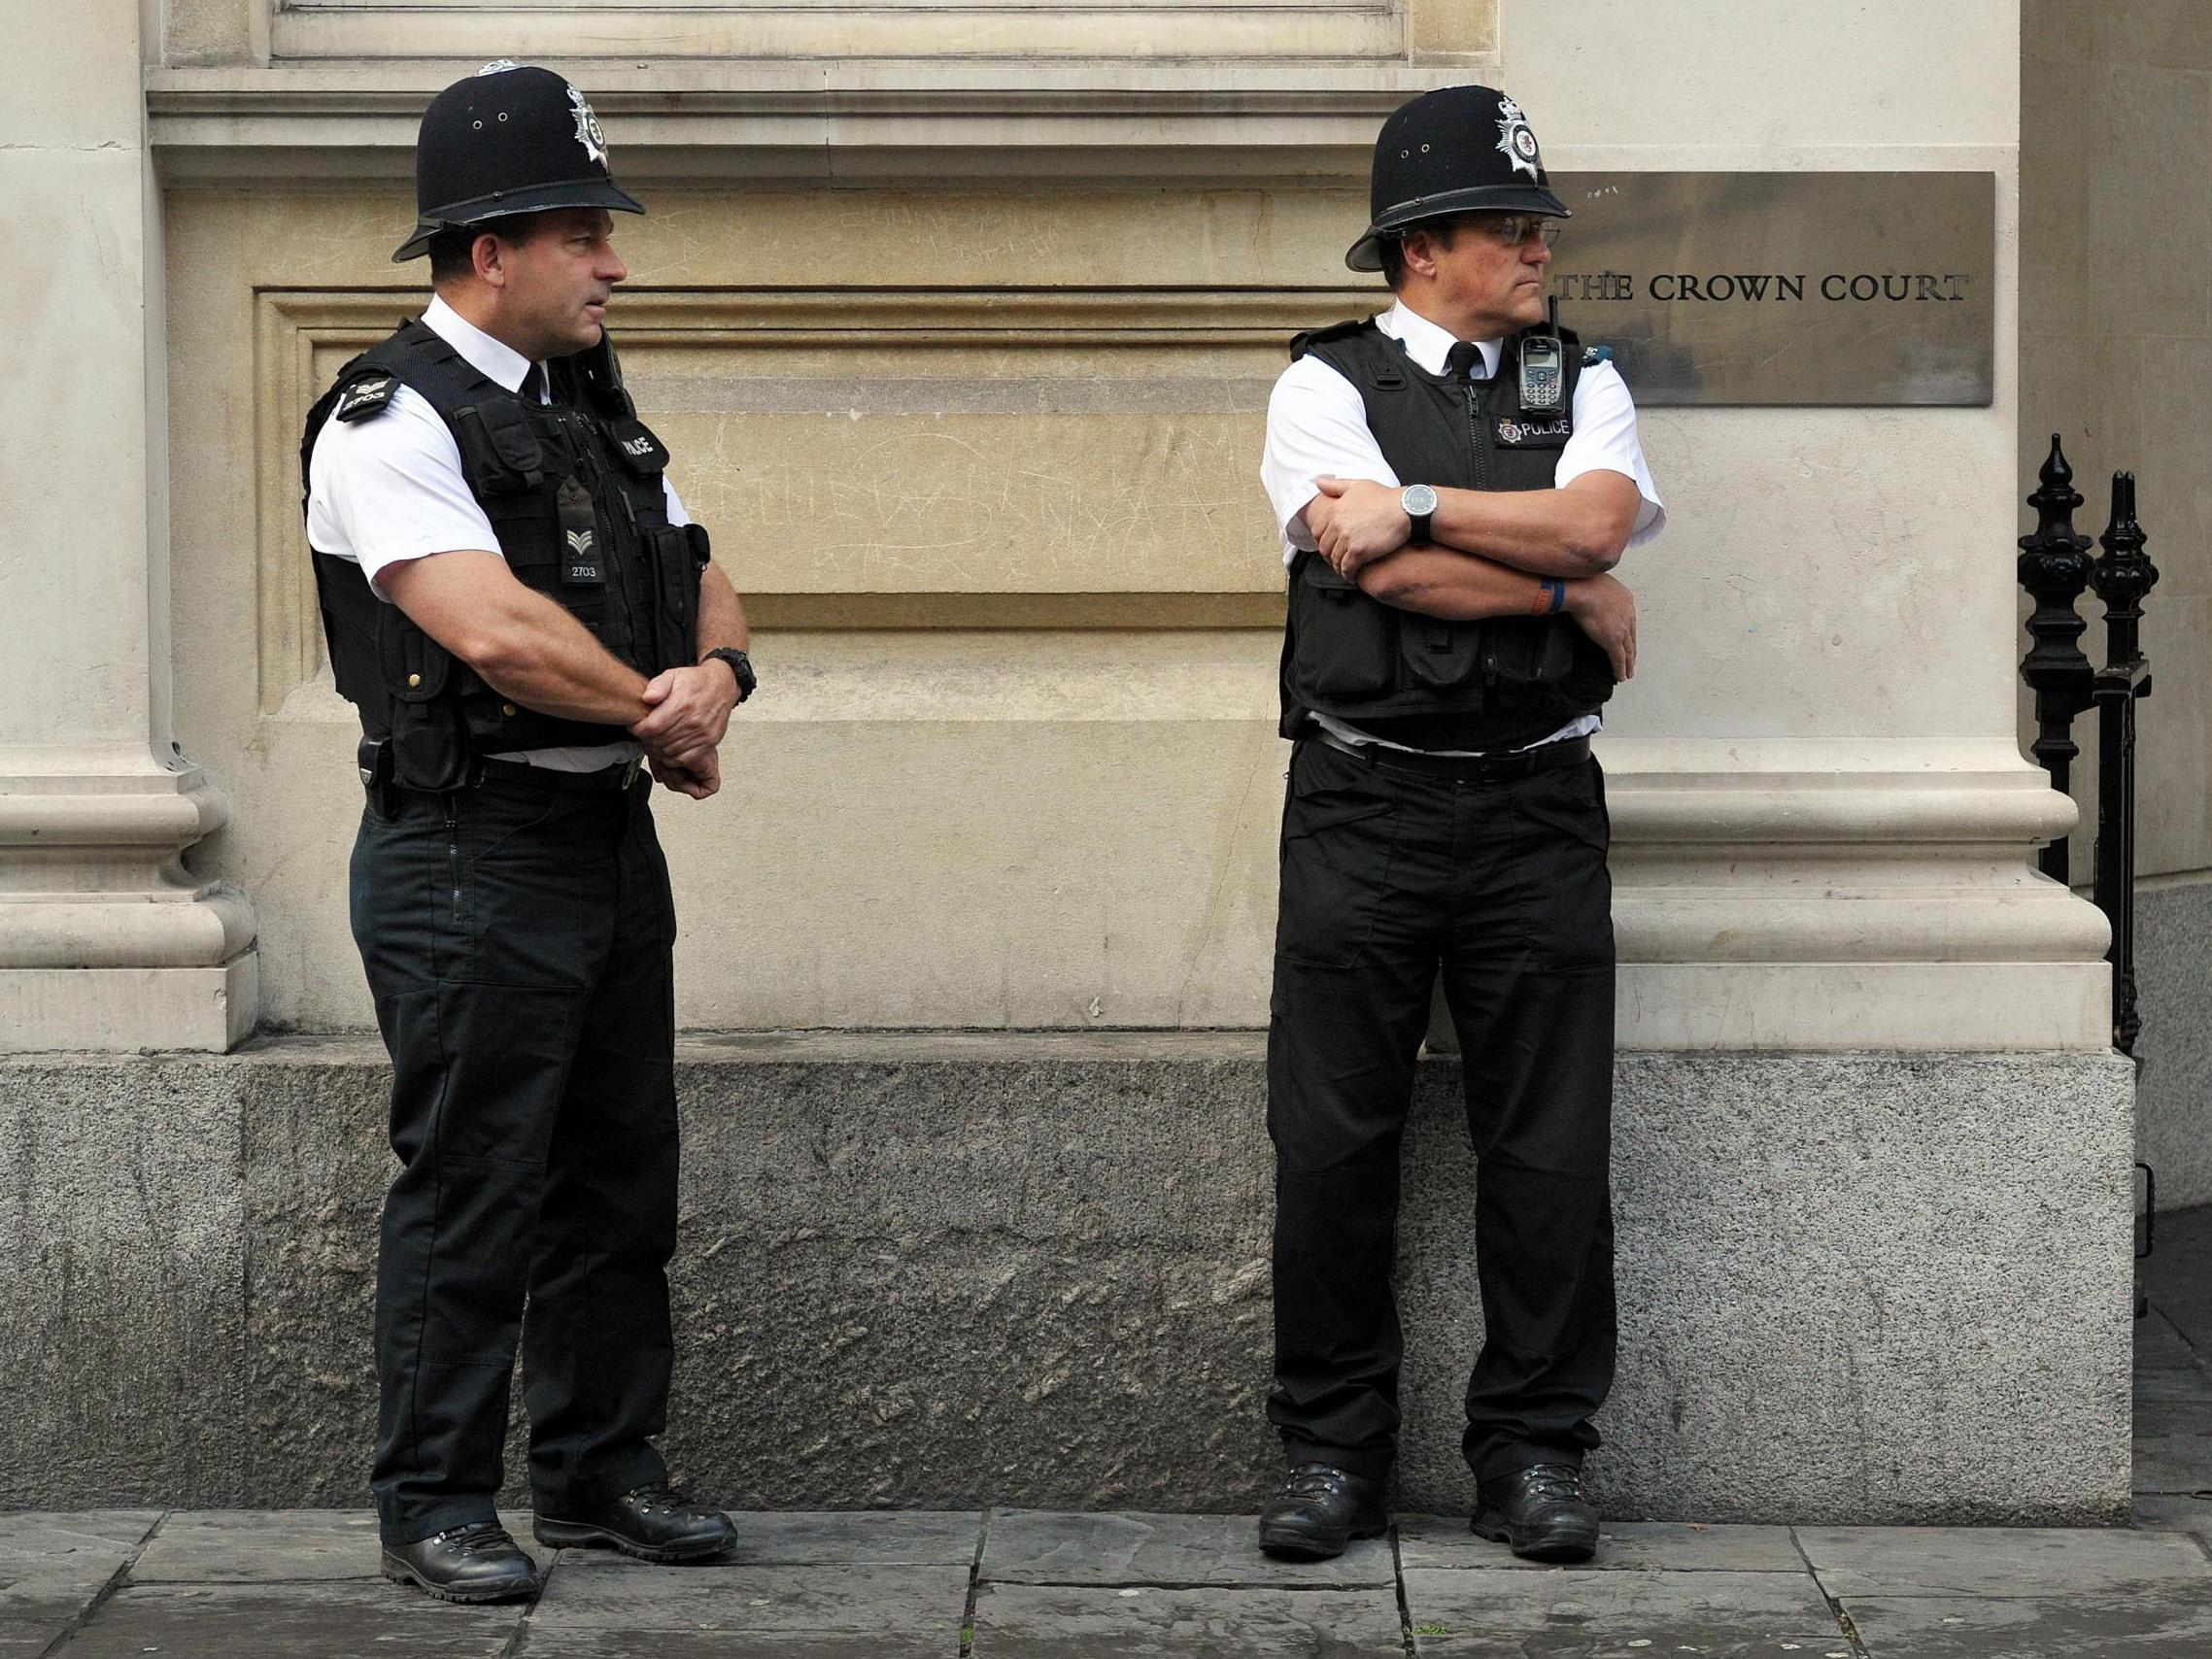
[307,295,687,769]
[1258,299,1666,755]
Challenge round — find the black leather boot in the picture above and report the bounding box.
[1256,1463,1388,1561]
[380,1520,541,1603]
[1472,1464,1599,1562]
[533,1484,738,1563]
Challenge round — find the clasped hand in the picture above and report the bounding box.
[630,662,738,799]
[1306,476,1412,577]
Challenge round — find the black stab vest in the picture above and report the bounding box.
[300,321,709,790]
[1278,318,1616,750]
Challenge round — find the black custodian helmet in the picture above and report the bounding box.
[393,62,644,261]
[1347,85,1571,272]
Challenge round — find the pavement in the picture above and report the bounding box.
[7,1206,2212,1657]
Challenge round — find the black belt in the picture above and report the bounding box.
[1314,730,1590,783]
[469,755,644,793]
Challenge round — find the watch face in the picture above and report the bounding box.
[1403,484,1439,517]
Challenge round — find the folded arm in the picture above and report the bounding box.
[1308,468,1643,579]
[379,549,652,725]
[1426,468,1641,575]
[1353,549,1639,681]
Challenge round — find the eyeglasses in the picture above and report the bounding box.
[1477,214,1561,249]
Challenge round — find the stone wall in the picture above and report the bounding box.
[128,0,2114,1057]
[2021,0,2212,1202]
[0,1037,2136,1523]
[2131,882,2212,1206]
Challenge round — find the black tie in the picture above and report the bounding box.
[1446,341,1485,383]
[519,363,546,404]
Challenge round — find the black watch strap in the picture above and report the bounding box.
[702,647,756,703]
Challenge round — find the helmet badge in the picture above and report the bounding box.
[568,84,607,166]
[1495,94,1543,182]
[475,58,522,77]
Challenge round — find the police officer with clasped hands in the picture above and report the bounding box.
[1254,85,1665,1563]
[303,63,756,1601]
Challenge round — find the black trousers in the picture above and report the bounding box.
[1267,735,1616,1485]
[351,772,680,1543]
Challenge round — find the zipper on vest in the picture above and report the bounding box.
[1464,381,1491,491]
[562,407,659,663]
[1467,380,1497,689]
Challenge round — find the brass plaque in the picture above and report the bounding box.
[1542,172,1993,406]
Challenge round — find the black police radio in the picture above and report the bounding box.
[1519,296,1566,413]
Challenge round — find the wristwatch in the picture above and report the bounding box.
[701,647,757,704]
[1401,483,1438,544]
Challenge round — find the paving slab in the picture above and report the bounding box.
[2140,1395,2212,1436]
[0,1599,92,1654]
[131,1507,383,1581]
[1401,1566,1844,1657]
[519,1627,953,1658]
[2146,1205,2212,1353]
[0,1615,68,1656]
[2133,1494,2212,1539]
[1840,1582,2212,1657]
[0,1508,159,1595]
[2134,1435,2212,1493]
[982,1507,1392,1587]
[1397,1514,1806,1574]
[970,1580,1403,1658]
[719,1509,981,1567]
[130,1508,553,1581]
[2138,1310,2202,1370]
[0,1508,159,1645]
[61,1581,524,1658]
[530,1557,968,1645]
[1795,1525,2211,1597]
[2135,1366,2212,1409]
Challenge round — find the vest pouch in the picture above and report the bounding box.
[1397,613,1483,691]
[1479,616,1581,693]
[642,525,705,674]
[451,402,546,494]
[378,624,469,789]
[1288,554,1399,704]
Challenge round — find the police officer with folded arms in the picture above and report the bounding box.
[303,62,757,1601]
[1254,85,1664,1564]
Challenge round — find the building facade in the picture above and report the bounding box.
[1,1,2144,1519]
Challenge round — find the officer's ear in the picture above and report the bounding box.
[1388,227,1442,285]
[470,213,557,291]
[471,230,511,290]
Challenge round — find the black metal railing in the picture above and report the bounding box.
[2090,473,2158,1056]
[2018,436,2161,1318]
[2016,434,2159,1056]
[2017,436,2096,883]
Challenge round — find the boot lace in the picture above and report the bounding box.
[623,1482,722,1521]
[430,1521,519,1557]
[1519,1465,1587,1508]
[1284,1463,1368,1503]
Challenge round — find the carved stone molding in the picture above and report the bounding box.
[150,59,1487,186]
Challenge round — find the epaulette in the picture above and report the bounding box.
[1582,345,1613,366]
[1289,318,1370,362]
[334,372,400,424]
